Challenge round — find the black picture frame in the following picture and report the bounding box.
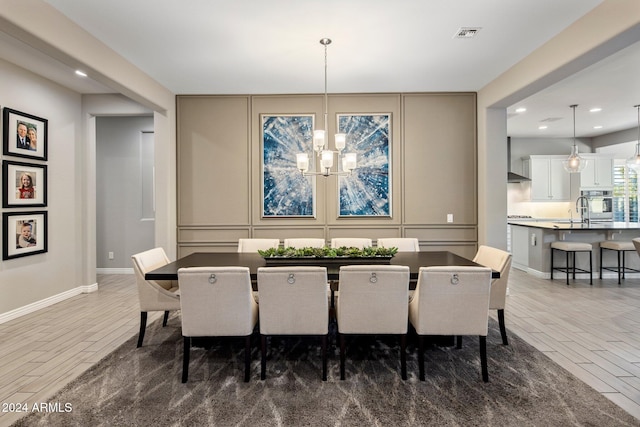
[2,211,48,260]
[2,107,48,160]
[2,160,47,208]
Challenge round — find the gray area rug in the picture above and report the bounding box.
[13,314,640,426]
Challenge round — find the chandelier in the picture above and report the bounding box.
[626,104,640,170]
[296,38,357,176]
[562,104,587,173]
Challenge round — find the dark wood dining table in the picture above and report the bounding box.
[145,251,499,284]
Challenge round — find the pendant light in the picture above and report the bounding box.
[626,105,640,171]
[563,104,587,173]
[296,38,356,177]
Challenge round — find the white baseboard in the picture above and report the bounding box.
[599,271,640,280]
[512,262,529,272]
[527,268,549,279]
[525,269,640,281]
[97,268,134,275]
[0,282,99,325]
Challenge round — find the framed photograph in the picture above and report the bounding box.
[337,113,391,217]
[3,107,48,160]
[3,160,47,207]
[2,211,48,260]
[261,114,316,217]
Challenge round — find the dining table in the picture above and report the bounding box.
[146,250,499,348]
[145,250,500,284]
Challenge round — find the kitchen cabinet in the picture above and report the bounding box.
[510,224,529,271]
[579,155,613,188]
[523,155,570,201]
[508,221,640,277]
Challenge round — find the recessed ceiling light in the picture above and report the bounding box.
[593,125,603,129]
[538,125,548,130]
[515,107,526,113]
[75,70,87,77]
[589,107,602,113]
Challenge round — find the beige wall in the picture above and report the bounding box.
[177,93,478,259]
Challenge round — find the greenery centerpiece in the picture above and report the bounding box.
[258,246,398,265]
[258,246,398,259]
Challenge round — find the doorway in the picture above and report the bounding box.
[96,116,155,271]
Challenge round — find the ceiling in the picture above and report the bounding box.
[12,0,638,139]
[506,40,640,139]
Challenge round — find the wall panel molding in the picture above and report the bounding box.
[177,92,477,254]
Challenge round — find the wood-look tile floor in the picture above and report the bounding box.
[0,271,639,426]
[0,275,165,427]
[506,269,640,421]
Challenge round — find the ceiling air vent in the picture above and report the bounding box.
[454,27,482,38]
[540,117,563,123]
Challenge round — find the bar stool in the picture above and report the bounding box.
[550,241,593,285]
[600,241,639,285]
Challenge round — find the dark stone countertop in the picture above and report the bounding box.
[508,221,640,230]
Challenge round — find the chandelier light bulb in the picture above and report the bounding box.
[313,130,326,152]
[321,150,334,169]
[296,153,309,173]
[343,152,357,172]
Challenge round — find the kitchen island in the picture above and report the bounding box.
[508,221,640,279]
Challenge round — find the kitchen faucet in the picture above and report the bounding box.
[576,196,590,224]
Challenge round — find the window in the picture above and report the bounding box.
[613,161,638,222]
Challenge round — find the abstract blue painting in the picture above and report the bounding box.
[262,115,315,217]
[337,114,391,217]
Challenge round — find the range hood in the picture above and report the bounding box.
[508,171,531,183]
[507,137,530,183]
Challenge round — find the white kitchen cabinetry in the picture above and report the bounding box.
[579,154,613,188]
[523,155,570,201]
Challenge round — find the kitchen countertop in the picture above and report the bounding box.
[508,221,640,230]
[507,217,579,222]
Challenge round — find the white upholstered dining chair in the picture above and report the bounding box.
[257,266,330,381]
[409,266,493,382]
[473,245,512,345]
[376,237,420,252]
[178,266,258,383]
[633,238,640,261]
[131,248,181,347]
[284,238,332,302]
[336,265,410,380]
[329,239,375,308]
[237,238,280,253]
[330,238,372,249]
[377,237,420,301]
[283,238,326,248]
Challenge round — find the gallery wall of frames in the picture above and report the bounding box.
[1,107,48,260]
